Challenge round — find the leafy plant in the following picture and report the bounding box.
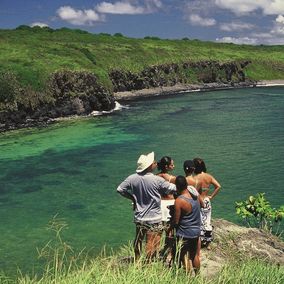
[236,193,284,233]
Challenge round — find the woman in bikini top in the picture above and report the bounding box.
[183,160,201,195]
[193,158,221,200]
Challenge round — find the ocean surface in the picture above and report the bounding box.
[0,86,283,275]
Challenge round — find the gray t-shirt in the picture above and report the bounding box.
[117,172,176,224]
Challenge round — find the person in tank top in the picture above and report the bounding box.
[172,175,203,275]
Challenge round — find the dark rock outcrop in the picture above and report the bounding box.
[0,71,115,131]
[0,61,254,132]
[110,60,252,92]
[48,71,115,115]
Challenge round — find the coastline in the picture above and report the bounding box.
[1,80,283,132]
[114,80,284,101]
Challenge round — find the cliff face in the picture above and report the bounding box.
[0,71,115,131]
[0,60,253,131]
[110,60,252,92]
[48,71,115,116]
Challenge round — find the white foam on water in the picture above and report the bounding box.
[91,101,129,116]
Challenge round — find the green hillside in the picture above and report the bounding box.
[0,26,284,131]
[1,26,284,91]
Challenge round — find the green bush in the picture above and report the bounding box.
[113,33,124,37]
[0,72,21,104]
[236,193,284,233]
[144,36,161,40]
[0,72,23,111]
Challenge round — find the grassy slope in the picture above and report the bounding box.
[2,244,283,284]
[0,27,284,91]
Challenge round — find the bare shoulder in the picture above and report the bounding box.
[175,196,186,207]
[201,172,214,182]
[157,172,168,179]
[186,176,194,185]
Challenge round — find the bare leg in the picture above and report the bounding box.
[146,231,162,261]
[183,252,192,275]
[190,238,201,275]
[160,227,174,264]
[134,225,146,260]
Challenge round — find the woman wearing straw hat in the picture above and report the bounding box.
[117,152,176,261]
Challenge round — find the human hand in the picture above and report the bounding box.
[131,202,136,211]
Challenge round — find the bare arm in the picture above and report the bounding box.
[209,175,221,200]
[117,181,136,210]
[158,173,176,184]
[198,195,205,208]
[173,199,182,227]
[195,179,202,193]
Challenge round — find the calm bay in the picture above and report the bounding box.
[0,86,283,275]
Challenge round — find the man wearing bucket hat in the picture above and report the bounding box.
[117,152,176,260]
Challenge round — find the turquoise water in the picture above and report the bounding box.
[0,86,283,275]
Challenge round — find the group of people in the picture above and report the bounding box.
[117,152,221,275]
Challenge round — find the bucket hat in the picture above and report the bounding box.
[136,152,155,173]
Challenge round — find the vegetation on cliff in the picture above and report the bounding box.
[1,26,284,90]
[0,26,284,129]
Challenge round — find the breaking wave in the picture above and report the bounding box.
[91,101,129,116]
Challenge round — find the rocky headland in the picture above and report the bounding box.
[1,60,283,132]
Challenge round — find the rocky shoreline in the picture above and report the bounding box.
[1,79,283,133]
[114,80,284,101]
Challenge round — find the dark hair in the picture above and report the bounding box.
[175,175,188,193]
[183,160,195,175]
[193,158,207,174]
[157,156,172,172]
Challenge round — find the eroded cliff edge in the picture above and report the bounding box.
[201,219,283,278]
[0,60,254,131]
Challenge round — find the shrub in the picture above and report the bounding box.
[236,193,284,233]
[113,33,124,37]
[0,72,21,104]
[99,33,112,37]
[15,25,32,31]
[144,36,161,40]
[0,72,22,111]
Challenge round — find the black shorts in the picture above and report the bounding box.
[174,236,199,263]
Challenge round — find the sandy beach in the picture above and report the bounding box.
[114,80,284,101]
[256,79,284,86]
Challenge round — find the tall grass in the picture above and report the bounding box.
[14,247,284,284]
[215,260,284,284]
[2,216,281,284]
